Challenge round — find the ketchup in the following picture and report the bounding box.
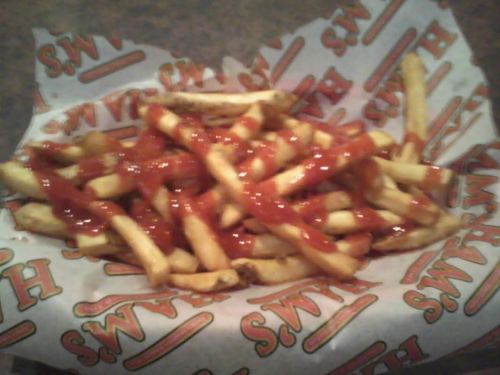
[353,207,388,232]
[242,182,338,253]
[218,227,254,259]
[236,116,260,133]
[238,141,277,180]
[421,165,442,190]
[37,141,71,160]
[208,128,253,162]
[295,195,329,227]
[77,157,107,182]
[34,171,106,235]
[131,200,173,254]
[299,134,376,190]
[403,132,425,154]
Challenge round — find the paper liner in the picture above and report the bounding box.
[0,1,498,374]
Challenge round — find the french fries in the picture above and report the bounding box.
[0,54,461,292]
[142,90,297,116]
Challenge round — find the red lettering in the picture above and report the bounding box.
[418,260,472,298]
[329,341,386,375]
[401,251,440,285]
[240,312,279,357]
[103,91,125,122]
[0,320,36,349]
[362,335,428,374]
[262,293,321,332]
[299,92,324,118]
[334,0,370,35]
[303,294,378,353]
[37,44,63,78]
[123,312,213,371]
[317,67,352,105]
[61,330,99,366]
[176,60,205,89]
[403,290,443,324]
[463,213,500,246]
[82,304,144,355]
[463,174,498,212]
[321,27,347,57]
[441,237,487,265]
[159,63,174,90]
[56,35,98,72]
[418,21,457,59]
[135,300,178,319]
[238,72,266,91]
[363,100,388,127]
[0,247,14,267]
[175,293,229,308]
[2,259,62,311]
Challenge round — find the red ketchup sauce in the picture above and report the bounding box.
[208,128,253,162]
[377,221,416,240]
[353,207,388,232]
[238,140,277,180]
[33,171,106,235]
[130,200,173,254]
[421,165,443,190]
[218,227,254,259]
[299,134,376,191]
[352,158,382,207]
[77,157,107,182]
[294,194,329,227]
[403,132,425,154]
[242,182,338,253]
[236,116,260,133]
[37,141,72,160]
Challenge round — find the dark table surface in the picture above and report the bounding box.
[0,1,499,374]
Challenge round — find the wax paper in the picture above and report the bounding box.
[0,1,498,374]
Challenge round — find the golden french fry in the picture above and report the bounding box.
[204,148,361,280]
[168,269,242,292]
[220,132,393,228]
[165,247,200,274]
[75,131,119,157]
[227,103,264,140]
[143,104,361,280]
[13,202,68,238]
[55,153,120,185]
[373,214,462,251]
[85,152,202,199]
[28,141,86,165]
[89,202,171,287]
[394,53,427,164]
[294,190,353,214]
[321,209,405,235]
[85,173,134,199]
[108,247,199,274]
[264,131,394,197]
[142,90,297,116]
[182,212,231,271]
[402,53,427,140]
[202,115,239,127]
[252,234,298,258]
[365,185,440,226]
[76,232,125,256]
[0,161,47,199]
[336,234,372,257]
[243,218,268,234]
[373,157,453,191]
[231,256,320,285]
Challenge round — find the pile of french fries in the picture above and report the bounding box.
[0,54,461,292]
